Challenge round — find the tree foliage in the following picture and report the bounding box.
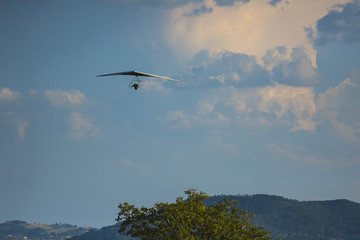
[116,189,271,240]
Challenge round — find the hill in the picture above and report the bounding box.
[3,194,360,240]
[71,194,360,240]
[69,224,132,240]
[207,194,360,240]
[0,221,92,240]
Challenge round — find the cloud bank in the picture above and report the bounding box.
[0,87,27,140]
[163,84,316,131]
[163,70,360,138]
[44,89,88,108]
[180,48,319,89]
[315,0,360,45]
[160,0,359,136]
[316,71,360,143]
[0,88,20,101]
[67,112,100,139]
[165,0,352,67]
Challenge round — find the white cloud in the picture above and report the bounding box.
[44,89,100,139]
[185,51,270,88]
[184,49,319,88]
[316,72,360,143]
[163,71,360,137]
[264,47,321,86]
[141,80,170,92]
[0,88,20,101]
[67,112,100,139]
[230,84,317,131]
[331,120,359,143]
[44,89,87,108]
[262,46,294,70]
[162,84,316,131]
[163,106,230,128]
[164,110,192,127]
[197,101,214,115]
[0,113,29,140]
[165,0,351,66]
[0,88,27,140]
[316,77,354,117]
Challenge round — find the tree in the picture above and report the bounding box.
[116,189,272,240]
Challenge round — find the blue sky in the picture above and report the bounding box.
[1,0,360,227]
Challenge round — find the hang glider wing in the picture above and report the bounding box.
[96,70,181,82]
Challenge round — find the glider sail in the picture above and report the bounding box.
[96,70,180,82]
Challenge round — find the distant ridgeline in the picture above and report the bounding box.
[70,224,132,240]
[71,194,360,240]
[2,194,360,240]
[206,194,360,240]
[0,220,92,240]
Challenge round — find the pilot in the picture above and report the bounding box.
[131,82,139,90]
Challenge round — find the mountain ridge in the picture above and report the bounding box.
[0,220,92,240]
[206,194,360,240]
[2,194,360,240]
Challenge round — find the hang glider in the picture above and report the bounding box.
[96,70,181,90]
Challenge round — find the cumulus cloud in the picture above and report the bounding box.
[44,89,100,139]
[315,0,360,45]
[162,83,316,131]
[0,88,28,140]
[184,51,269,88]
[331,120,359,143]
[164,70,360,136]
[164,110,192,127]
[264,47,321,86]
[316,71,360,142]
[230,84,317,131]
[0,112,29,140]
[162,100,230,128]
[0,88,20,101]
[67,112,100,139]
[140,80,171,92]
[165,0,351,66]
[183,49,319,88]
[44,89,88,108]
[316,78,354,119]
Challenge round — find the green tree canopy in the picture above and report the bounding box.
[116,189,272,240]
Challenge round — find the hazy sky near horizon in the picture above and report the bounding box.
[1,0,360,227]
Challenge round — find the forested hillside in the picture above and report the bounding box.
[72,194,360,240]
[69,224,132,240]
[3,194,360,240]
[0,221,91,240]
[206,194,360,240]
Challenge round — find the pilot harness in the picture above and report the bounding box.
[128,76,144,90]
